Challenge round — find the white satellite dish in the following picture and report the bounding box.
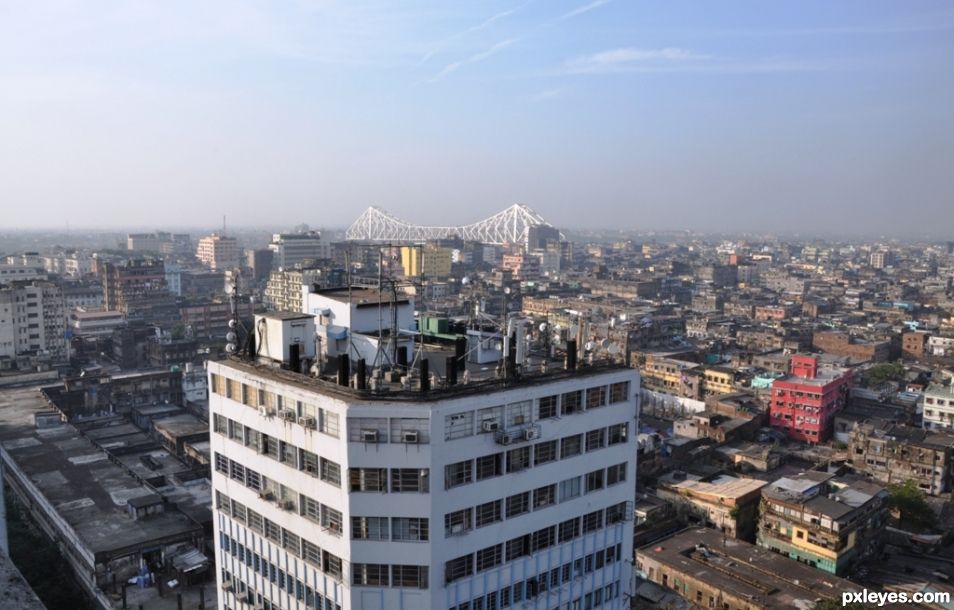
[607,344,620,356]
[539,322,548,332]
[584,341,595,351]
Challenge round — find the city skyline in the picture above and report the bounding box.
[3,1,954,233]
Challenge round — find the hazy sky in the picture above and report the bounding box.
[2,1,953,234]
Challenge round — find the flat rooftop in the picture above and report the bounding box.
[0,386,202,562]
[220,353,631,403]
[639,527,862,610]
[659,473,768,501]
[313,287,411,306]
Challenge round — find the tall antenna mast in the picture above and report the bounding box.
[222,214,227,236]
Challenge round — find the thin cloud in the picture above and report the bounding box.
[419,1,531,65]
[431,38,517,81]
[558,0,612,22]
[565,47,709,73]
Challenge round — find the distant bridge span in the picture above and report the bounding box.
[345,204,557,245]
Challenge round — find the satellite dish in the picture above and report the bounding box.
[462,277,471,285]
[607,344,620,355]
[600,339,611,349]
[539,322,548,332]
[584,341,595,351]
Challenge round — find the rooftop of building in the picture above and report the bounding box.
[638,527,861,609]
[310,286,412,306]
[657,472,768,501]
[0,386,204,561]
[763,471,885,517]
[925,381,954,397]
[853,420,954,451]
[219,351,631,404]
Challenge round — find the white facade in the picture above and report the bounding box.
[198,234,241,271]
[923,384,954,430]
[0,281,66,361]
[209,361,638,610]
[269,233,331,269]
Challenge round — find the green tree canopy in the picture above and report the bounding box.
[887,480,937,532]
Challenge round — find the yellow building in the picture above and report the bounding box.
[399,246,452,278]
[701,366,736,398]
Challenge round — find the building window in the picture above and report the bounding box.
[475,500,502,527]
[586,386,606,409]
[607,422,629,445]
[319,409,340,438]
[349,468,388,492]
[282,530,300,555]
[323,552,343,580]
[477,406,503,432]
[391,468,429,492]
[301,496,321,523]
[538,395,558,419]
[533,440,557,465]
[392,517,429,542]
[560,434,582,459]
[506,535,530,560]
[585,428,605,452]
[506,491,530,518]
[300,450,319,476]
[264,519,282,543]
[445,460,473,488]
[213,413,228,435]
[302,540,321,568]
[561,390,582,415]
[582,510,603,533]
[531,526,555,551]
[506,400,532,427]
[321,505,343,535]
[610,381,629,403]
[585,469,604,493]
[445,508,473,536]
[558,517,580,542]
[533,484,556,509]
[475,454,502,481]
[559,476,581,502]
[445,554,474,584]
[607,463,627,486]
[352,564,389,587]
[506,446,530,473]
[391,565,428,589]
[445,411,474,440]
[352,516,390,540]
[476,545,503,572]
[606,502,628,524]
[320,458,341,487]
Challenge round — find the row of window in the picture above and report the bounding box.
[211,373,340,437]
[348,467,430,493]
[451,580,621,610]
[351,564,429,589]
[444,462,628,537]
[217,492,344,580]
[220,568,341,610]
[444,381,630,441]
[214,414,343,486]
[444,422,630,489]
[351,516,429,542]
[445,504,630,584]
[447,543,624,606]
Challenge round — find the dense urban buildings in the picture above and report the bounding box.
[769,354,852,443]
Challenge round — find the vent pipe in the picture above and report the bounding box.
[566,339,577,371]
[288,343,301,373]
[446,356,457,386]
[420,359,430,392]
[337,354,350,387]
[454,337,467,370]
[356,358,367,390]
[247,331,256,361]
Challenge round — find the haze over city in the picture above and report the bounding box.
[2,0,953,234]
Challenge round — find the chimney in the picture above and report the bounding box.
[454,337,467,370]
[355,358,367,390]
[337,354,350,387]
[288,343,301,373]
[420,359,430,392]
[446,356,457,386]
[566,339,577,371]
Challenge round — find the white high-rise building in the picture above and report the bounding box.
[209,317,638,610]
[269,232,331,269]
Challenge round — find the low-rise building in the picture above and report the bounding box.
[757,471,887,575]
[636,527,861,610]
[769,354,852,443]
[923,381,954,431]
[656,472,767,541]
[848,421,954,495]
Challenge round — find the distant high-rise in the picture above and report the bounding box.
[101,259,177,322]
[268,232,330,269]
[0,280,66,362]
[197,233,240,271]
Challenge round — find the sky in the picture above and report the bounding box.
[1,1,953,235]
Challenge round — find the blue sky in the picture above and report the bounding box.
[1,0,953,234]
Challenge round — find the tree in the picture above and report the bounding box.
[862,362,904,387]
[887,480,937,532]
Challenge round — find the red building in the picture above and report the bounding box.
[770,354,852,444]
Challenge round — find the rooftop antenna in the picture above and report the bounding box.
[222,214,227,236]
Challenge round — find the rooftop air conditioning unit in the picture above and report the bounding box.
[299,416,317,429]
[524,427,540,441]
[402,430,419,444]
[481,420,499,433]
[362,429,379,443]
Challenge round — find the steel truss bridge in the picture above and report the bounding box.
[345,203,555,245]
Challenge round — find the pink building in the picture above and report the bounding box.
[770,354,852,444]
